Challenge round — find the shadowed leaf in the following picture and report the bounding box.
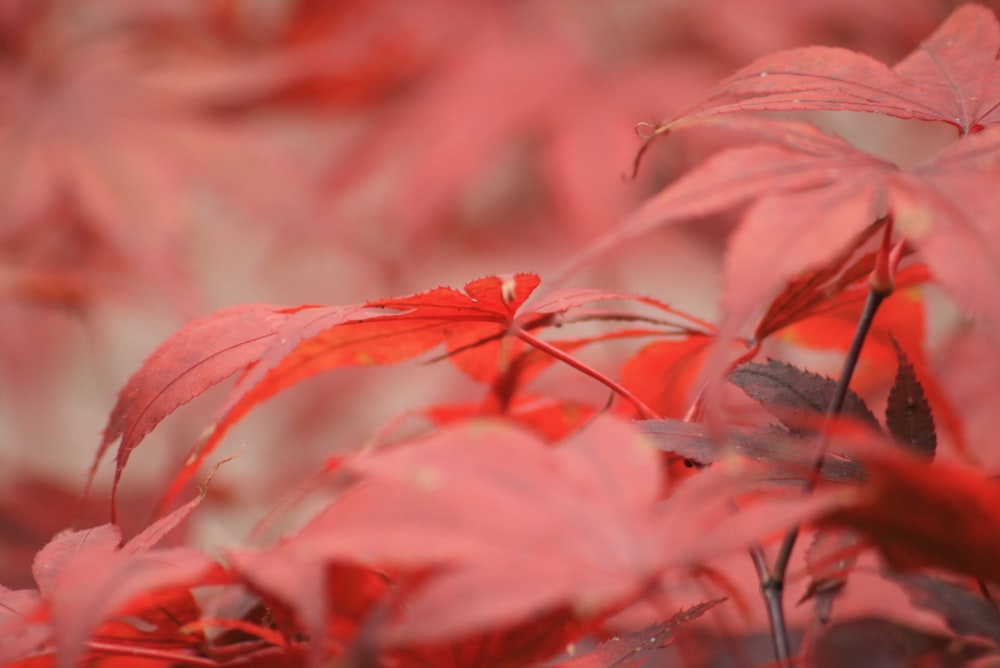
[892,573,1000,646]
[554,599,726,667]
[885,338,937,458]
[636,419,866,484]
[730,359,879,434]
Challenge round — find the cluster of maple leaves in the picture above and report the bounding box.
[5,1,1000,666]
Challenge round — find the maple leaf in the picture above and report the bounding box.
[818,446,1000,583]
[571,6,1000,393]
[620,334,716,420]
[1,474,222,667]
[885,338,937,457]
[729,359,879,434]
[93,302,368,519]
[321,2,713,243]
[229,415,842,652]
[0,2,318,308]
[100,273,705,515]
[669,3,1000,135]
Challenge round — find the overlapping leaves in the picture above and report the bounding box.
[96,273,709,514]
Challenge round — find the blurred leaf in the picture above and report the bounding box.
[892,573,1000,646]
[553,599,725,668]
[819,450,1000,582]
[811,617,990,668]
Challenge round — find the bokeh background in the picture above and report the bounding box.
[0,0,992,589]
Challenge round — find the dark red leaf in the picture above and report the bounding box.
[729,359,879,434]
[892,573,1000,646]
[885,337,937,458]
[818,448,1000,582]
[811,617,990,668]
[553,599,725,668]
[637,419,866,484]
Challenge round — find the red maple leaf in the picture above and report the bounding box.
[0,1,318,309]
[226,415,841,659]
[98,273,711,516]
[673,4,1000,135]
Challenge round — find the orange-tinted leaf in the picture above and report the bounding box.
[753,222,909,341]
[671,4,1000,134]
[158,274,541,509]
[620,335,714,420]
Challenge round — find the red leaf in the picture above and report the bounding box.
[157,274,542,509]
[94,303,344,514]
[818,448,1000,581]
[620,335,715,420]
[672,4,1000,134]
[246,415,667,646]
[243,415,841,649]
[29,524,215,668]
[32,525,122,596]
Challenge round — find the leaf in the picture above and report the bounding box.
[670,4,1000,134]
[594,9,1000,376]
[126,275,688,514]
[810,617,991,668]
[29,524,216,668]
[729,359,879,434]
[94,302,361,515]
[231,415,835,649]
[553,599,725,668]
[636,419,866,484]
[620,335,715,420]
[885,337,937,457]
[261,415,668,646]
[0,8,319,307]
[159,273,543,510]
[892,573,1000,646]
[801,528,862,625]
[32,525,122,596]
[818,448,1000,582]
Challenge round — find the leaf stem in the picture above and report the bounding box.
[513,326,660,419]
[761,285,887,666]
